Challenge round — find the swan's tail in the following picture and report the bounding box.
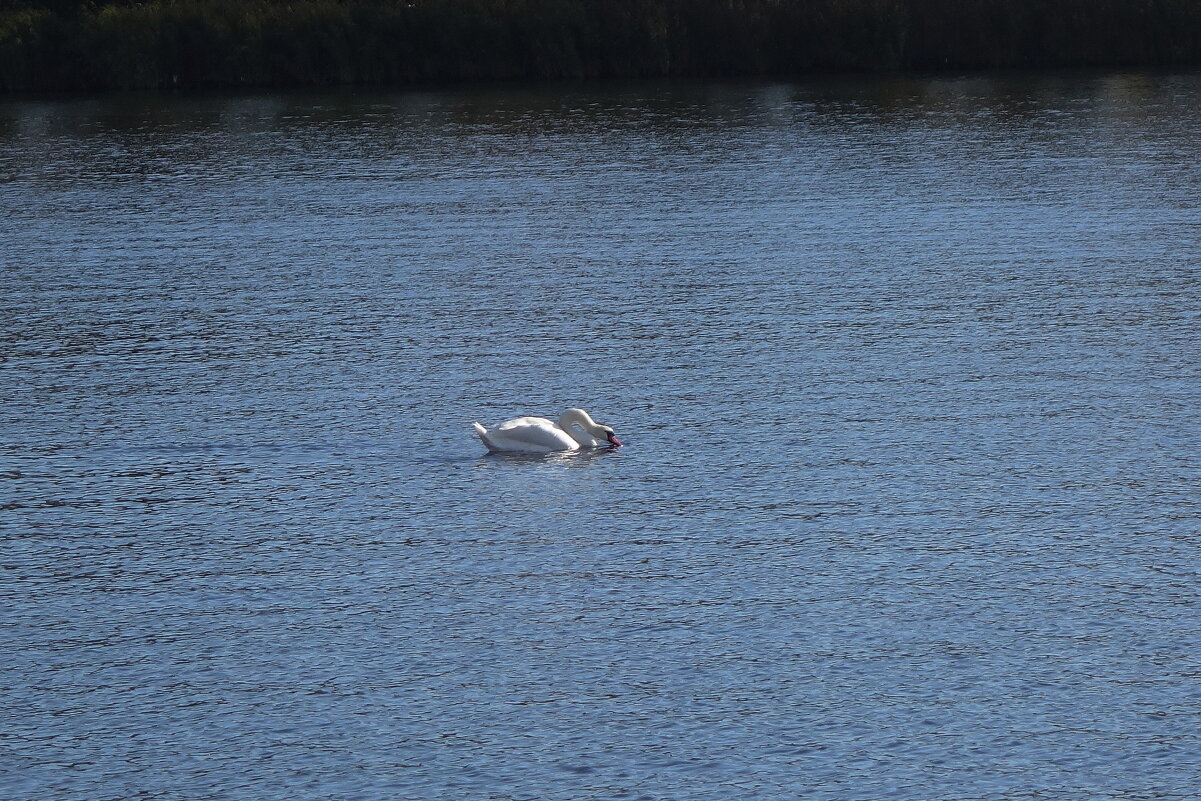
[472,422,498,452]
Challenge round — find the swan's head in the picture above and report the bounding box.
[561,408,622,447]
[598,425,622,447]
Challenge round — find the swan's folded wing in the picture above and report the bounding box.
[493,416,579,451]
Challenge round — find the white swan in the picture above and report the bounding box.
[473,408,622,454]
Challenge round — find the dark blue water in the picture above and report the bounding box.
[3,72,1200,800]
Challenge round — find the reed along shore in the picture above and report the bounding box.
[3,0,1200,92]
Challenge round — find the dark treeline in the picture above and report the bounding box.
[2,0,1200,92]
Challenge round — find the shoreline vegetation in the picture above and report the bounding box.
[2,0,1200,93]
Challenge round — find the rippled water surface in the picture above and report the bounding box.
[3,72,1201,800]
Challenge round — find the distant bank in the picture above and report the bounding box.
[3,0,1200,93]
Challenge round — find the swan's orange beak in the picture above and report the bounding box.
[607,433,622,447]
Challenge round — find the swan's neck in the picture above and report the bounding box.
[558,409,599,446]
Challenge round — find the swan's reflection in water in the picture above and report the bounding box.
[475,446,623,470]
[469,447,625,514]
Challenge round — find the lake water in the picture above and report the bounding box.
[3,71,1200,800]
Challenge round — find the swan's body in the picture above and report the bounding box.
[473,408,622,454]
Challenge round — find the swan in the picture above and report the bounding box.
[473,408,622,454]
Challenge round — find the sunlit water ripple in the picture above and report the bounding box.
[2,72,1200,800]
